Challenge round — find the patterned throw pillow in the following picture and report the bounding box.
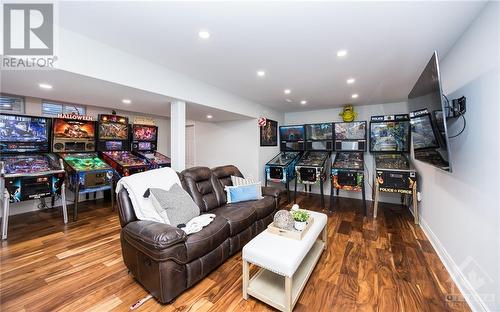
[231,175,256,186]
[147,184,200,226]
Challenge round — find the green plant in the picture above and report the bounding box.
[292,210,309,222]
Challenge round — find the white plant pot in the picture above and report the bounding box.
[294,221,306,231]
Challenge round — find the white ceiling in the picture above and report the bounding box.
[58,1,486,112]
[0,70,250,122]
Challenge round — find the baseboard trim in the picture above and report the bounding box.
[419,217,490,312]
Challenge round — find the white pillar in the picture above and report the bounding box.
[170,100,186,171]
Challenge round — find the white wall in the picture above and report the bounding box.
[414,4,499,311]
[193,108,284,182]
[7,98,171,216]
[284,101,409,204]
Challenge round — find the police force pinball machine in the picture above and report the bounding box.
[294,123,333,209]
[264,125,304,202]
[369,114,418,223]
[0,113,68,239]
[52,114,114,221]
[330,121,367,214]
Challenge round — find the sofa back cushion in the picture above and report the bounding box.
[181,166,225,212]
[212,165,245,203]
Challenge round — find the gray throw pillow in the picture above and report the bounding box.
[148,184,200,226]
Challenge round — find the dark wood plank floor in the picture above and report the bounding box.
[0,194,470,312]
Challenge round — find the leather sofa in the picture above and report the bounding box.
[116,165,281,303]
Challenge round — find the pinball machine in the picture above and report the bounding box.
[131,122,171,169]
[96,114,149,177]
[330,121,367,214]
[294,123,333,209]
[264,125,305,202]
[52,114,114,221]
[0,113,68,240]
[369,114,418,223]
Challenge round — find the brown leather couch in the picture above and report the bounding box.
[116,165,281,303]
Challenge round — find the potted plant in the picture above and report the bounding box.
[292,209,309,231]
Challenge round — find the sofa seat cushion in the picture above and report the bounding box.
[212,204,257,236]
[185,215,230,262]
[225,196,275,220]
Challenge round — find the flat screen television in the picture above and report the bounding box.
[408,51,451,171]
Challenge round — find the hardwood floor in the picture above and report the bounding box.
[0,194,470,312]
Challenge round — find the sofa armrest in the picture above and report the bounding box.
[123,221,187,250]
[262,186,282,199]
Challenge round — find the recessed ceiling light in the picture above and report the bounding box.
[122,99,131,104]
[257,70,266,77]
[284,89,291,95]
[285,99,293,103]
[347,78,355,84]
[337,50,348,57]
[198,30,210,39]
[300,100,307,105]
[351,94,359,99]
[39,83,52,89]
[206,114,213,119]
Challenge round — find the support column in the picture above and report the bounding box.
[171,100,186,171]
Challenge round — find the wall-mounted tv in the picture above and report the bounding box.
[408,51,451,171]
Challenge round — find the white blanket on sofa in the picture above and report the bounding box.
[116,167,181,223]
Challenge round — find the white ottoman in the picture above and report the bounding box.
[242,210,328,312]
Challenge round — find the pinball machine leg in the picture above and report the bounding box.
[362,177,367,216]
[73,183,80,222]
[412,182,419,225]
[320,179,325,210]
[61,182,68,224]
[111,180,115,212]
[1,190,10,240]
[374,180,380,219]
[293,178,297,204]
[329,180,334,213]
[285,180,290,204]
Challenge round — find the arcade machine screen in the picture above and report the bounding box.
[53,119,94,139]
[305,123,333,150]
[99,122,128,140]
[0,114,48,150]
[280,125,305,151]
[132,125,157,141]
[334,122,366,140]
[369,120,410,153]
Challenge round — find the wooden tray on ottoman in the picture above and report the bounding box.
[266,217,314,240]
